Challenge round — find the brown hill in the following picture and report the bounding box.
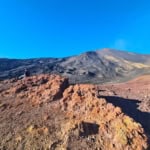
[0,75,148,149]
[0,49,150,84]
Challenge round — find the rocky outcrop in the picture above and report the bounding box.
[0,75,148,150]
[1,74,69,105]
[61,84,148,150]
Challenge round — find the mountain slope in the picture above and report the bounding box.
[0,49,150,83]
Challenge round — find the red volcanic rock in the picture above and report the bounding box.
[3,74,69,105]
[0,75,148,150]
[61,84,148,150]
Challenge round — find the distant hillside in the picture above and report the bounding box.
[0,49,150,83]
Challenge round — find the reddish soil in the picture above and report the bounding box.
[0,74,149,149]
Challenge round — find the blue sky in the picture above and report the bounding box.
[0,0,150,58]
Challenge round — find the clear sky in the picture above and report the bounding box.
[0,0,150,58]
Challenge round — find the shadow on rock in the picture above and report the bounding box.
[79,121,99,137]
[99,96,150,138]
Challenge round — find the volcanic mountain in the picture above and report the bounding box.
[0,48,150,84]
[0,74,149,149]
